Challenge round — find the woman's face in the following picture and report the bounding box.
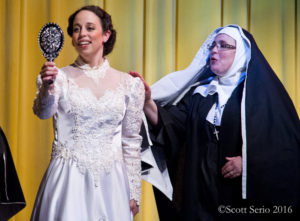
[72,10,110,59]
[209,34,236,76]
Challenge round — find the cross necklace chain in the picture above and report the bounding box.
[213,102,225,141]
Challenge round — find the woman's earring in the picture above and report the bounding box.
[102,41,104,46]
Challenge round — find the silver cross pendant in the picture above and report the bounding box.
[213,127,219,141]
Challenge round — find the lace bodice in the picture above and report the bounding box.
[33,58,144,204]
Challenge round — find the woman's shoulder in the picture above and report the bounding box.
[107,67,129,77]
[108,67,142,86]
[123,72,143,91]
[108,67,144,101]
[107,66,124,76]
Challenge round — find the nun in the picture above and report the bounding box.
[133,25,300,220]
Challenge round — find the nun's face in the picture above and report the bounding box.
[209,34,236,76]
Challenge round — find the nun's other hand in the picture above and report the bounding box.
[129,71,151,102]
[222,156,242,179]
[129,199,139,216]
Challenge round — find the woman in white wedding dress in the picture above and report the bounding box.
[31,5,144,221]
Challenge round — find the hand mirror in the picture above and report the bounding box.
[38,23,64,61]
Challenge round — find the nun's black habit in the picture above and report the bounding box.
[0,127,26,220]
[142,26,300,221]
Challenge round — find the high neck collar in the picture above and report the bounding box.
[74,56,109,71]
[73,56,110,82]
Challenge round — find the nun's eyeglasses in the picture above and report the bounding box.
[207,42,236,51]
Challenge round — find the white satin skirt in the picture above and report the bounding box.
[31,158,133,221]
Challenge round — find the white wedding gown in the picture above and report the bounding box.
[31,58,144,221]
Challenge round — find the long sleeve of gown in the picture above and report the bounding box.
[122,77,145,205]
[33,71,65,119]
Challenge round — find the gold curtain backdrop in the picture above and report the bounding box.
[0,0,299,220]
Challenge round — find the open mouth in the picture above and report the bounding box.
[210,57,217,63]
[78,41,91,47]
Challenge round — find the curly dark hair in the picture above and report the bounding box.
[67,5,116,56]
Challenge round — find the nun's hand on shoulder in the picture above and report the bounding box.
[128,71,151,101]
[221,156,242,179]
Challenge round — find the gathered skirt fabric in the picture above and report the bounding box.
[31,158,133,221]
